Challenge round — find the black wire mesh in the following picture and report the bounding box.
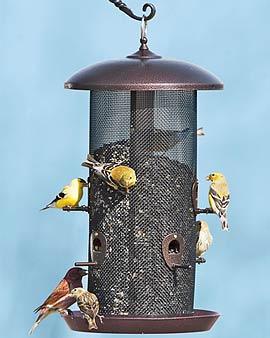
[88,90,197,316]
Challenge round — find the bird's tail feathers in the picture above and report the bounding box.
[33,305,43,313]
[40,205,50,211]
[86,316,98,331]
[82,155,101,169]
[40,201,55,211]
[28,322,39,335]
[220,214,229,231]
[28,311,48,335]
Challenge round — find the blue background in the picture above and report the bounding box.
[1,0,268,337]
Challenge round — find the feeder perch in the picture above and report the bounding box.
[62,1,222,334]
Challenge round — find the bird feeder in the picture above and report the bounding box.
[62,1,223,334]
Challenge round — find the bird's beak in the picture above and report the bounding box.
[206,175,211,181]
[83,182,89,187]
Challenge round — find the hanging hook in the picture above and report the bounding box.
[141,16,147,41]
[109,1,156,22]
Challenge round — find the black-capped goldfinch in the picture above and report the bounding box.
[207,172,230,231]
[82,155,136,193]
[196,220,213,264]
[70,288,101,331]
[41,178,87,211]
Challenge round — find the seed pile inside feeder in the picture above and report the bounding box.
[88,139,196,316]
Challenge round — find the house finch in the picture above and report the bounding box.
[29,267,87,334]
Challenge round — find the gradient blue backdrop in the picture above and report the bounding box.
[1,0,269,337]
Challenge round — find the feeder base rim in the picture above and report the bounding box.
[62,309,220,334]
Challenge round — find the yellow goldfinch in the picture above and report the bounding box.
[82,155,136,193]
[41,178,87,211]
[207,172,230,231]
[70,288,102,331]
[196,220,213,264]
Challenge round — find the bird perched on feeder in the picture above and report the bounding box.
[40,178,87,211]
[71,288,102,331]
[207,172,230,231]
[196,220,213,264]
[82,155,136,193]
[29,267,87,335]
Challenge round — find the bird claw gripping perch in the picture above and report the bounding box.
[97,315,104,324]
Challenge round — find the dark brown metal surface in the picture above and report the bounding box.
[109,1,156,22]
[162,234,184,270]
[90,231,107,266]
[65,49,223,91]
[62,309,220,334]
[192,180,199,212]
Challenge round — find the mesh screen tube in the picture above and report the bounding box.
[88,90,197,316]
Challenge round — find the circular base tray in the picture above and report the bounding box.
[62,309,219,334]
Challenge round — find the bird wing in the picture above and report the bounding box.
[78,293,99,318]
[61,185,71,195]
[99,163,121,189]
[34,278,70,313]
[46,191,67,207]
[209,187,230,212]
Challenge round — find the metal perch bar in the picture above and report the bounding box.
[62,205,90,212]
[74,262,98,267]
[195,208,214,215]
[172,264,192,270]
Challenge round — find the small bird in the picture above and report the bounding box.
[29,267,87,335]
[82,155,136,193]
[70,288,101,331]
[196,220,213,264]
[207,172,230,231]
[41,178,87,211]
[196,127,205,136]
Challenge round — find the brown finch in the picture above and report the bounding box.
[70,288,102,331]
[29,267,87,335]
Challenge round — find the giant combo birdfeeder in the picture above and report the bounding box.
[62,1,223,334]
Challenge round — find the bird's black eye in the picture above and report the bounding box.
[211,174,215,177]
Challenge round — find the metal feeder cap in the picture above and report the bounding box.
[65,49,223,91]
